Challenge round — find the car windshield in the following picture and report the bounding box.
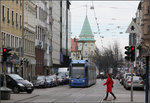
[9,74,24,80]
[72,64,84,79]
[37,76,45,80]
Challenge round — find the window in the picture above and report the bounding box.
[2,5,5,21]
[20,15,22,28]
[15,37,18,48]
[148,25,150,34]
[148,6,150,15]
[16,13,18,27]
[7,34,10,47]
[2,32,6,46]
[11,36,14,48]
[16,0,18,4]
[35,26,37,39]
[20,0,22,7]
[12,11,14,25]
[7,8,10,23]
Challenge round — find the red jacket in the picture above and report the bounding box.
[104,77,114,93]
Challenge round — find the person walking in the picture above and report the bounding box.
[103,73,116,100]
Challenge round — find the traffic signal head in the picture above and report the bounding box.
[130,46,135,62]
[124,46,130,61]
[2,48,12,62]
[20,60,23,66]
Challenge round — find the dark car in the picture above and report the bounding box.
[33,76,47,88]
[0,74,34,93]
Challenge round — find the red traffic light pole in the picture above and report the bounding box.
[0,48,12,100]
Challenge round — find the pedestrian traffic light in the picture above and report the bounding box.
[2,48,12,62]
[124,46,130,61]
[130,46,135,62]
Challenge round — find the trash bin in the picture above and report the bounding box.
[0,87,11,100]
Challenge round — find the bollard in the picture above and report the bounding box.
[0,87,11,100]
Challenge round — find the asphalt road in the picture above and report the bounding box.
[1,79,145,103]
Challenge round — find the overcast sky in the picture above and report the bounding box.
[70,1,140,54]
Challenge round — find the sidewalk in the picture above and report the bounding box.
[102,79,145,103]
[1,93,39,103]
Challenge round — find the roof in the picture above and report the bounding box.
[78,38,95,42]
[78,16,95,42]
[79,16,94,37]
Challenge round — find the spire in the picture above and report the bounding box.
[86,4,87,16]
[78,16,95,42]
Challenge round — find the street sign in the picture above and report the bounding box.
[126,20,141,34]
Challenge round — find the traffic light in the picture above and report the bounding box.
[20,60,23,66]
[130,46,135,62]
[124,46,130,61]
[2,48,12,62]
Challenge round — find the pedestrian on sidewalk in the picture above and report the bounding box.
[103,73,116,100]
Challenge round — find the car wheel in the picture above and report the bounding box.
[13,86,20,93]
[27,90,32,94]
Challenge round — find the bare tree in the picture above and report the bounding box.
[90,40,124,75]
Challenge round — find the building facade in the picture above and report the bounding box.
[0,0,22,74]
[60,0,71,67]
[51,0,61,73]
[22,1,36,80]
[78,15,96,61]
[34,1,50,76]
[71,38,80,60]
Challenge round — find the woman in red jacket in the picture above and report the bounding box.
[103,73,116,100]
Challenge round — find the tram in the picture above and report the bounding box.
[69,60,96,87]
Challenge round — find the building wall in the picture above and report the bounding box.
[23,1,36,80]
[141,0,150,40]
[52,1,60,66]
[78,41,95,60]
[34,1,50,76]
[35,47,44,76]
[0,1,22,74]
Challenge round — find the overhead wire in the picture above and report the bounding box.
[91,0,104,50]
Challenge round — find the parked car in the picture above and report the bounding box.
[0,74,34,93]
[124,76,145,90]
[45,76,53,87]
[58,72,67,84]
[49,75,58,86]
[123,73,135,87]
[33,76,47,88]
[57,75,63,85]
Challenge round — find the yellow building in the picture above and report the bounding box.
[0,0,22,74]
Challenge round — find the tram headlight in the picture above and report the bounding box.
[71,80,74,82]
[82,80,85,82]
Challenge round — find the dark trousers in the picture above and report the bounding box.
[104,92,116,99]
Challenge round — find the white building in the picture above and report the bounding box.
[33,1,51,75]
[23,1,36,80]
[52,0,61,71]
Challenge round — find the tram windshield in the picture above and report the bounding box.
[72,64,85,79]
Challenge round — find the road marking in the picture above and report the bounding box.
[99,93,106,103]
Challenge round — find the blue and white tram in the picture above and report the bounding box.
[69,60,96,87]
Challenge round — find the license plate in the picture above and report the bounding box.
[28,88,32,89]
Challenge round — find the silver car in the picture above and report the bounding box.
[125,76,144,90]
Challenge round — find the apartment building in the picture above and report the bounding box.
[23,0,36,80]
[0,0,22,74]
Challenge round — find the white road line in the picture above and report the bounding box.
[100,93,106,103]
